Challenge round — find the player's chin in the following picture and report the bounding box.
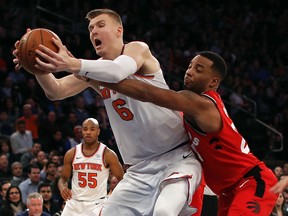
[83,138,93,144]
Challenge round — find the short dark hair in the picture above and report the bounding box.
[1,180,10,191]
[16,119,26,126]
[28,163,40,173]
[45,160,56,169]
[38,182,51,193]
[199,51,227,80]
[86,8,122,26]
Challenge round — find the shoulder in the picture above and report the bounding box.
[104,146,119,161]
[125,41,150,53]
[127,41,149,48]
[64,147,76,159]
[16,211,28,216]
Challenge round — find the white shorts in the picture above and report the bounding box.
[61,197,107,216]
[101,144,202,216]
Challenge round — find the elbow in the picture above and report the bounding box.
[109,73,128,83]
[46,92,62,101]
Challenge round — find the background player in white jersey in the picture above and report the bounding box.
[13,9,204,216]
[58,118,124,216]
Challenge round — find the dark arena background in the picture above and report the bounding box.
[0,0,287,215]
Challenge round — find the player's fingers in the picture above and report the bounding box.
[14,40,20,48]
[37,44,58,57]
[35,49,58,65]
[26,28,32,33]
[67,50,75,58]
[52,37,63,47]
[34,58,54,71]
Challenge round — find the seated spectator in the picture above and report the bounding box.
[270,192,287,216]
[0,139,16,166]
[50,154,62,167]
[274,165,284,180]
[50,164,64,204]
[38,111,59,145]
[41,161,57,185]
[0,154,13,182]
[16,192,49,216]
[61,111,79,139]
[43,130,66,156]
[35,151,48,172]
[0,185,26,216]
[0,110,14,136]
[19,164,42,205]
[71,96,89,124]
[20,142,41,174]
[64,125,82,152]
[0,181,11,208]
[38,182,60,215]
[10,119,33,160]
[2,97,20,125]
[18,104,39,141]
[10,161,25,186]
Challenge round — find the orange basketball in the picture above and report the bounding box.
[17,28,61,75]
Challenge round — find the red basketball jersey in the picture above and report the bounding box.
[184,90,262,195]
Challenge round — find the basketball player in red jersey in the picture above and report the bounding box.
[98,51,279,215]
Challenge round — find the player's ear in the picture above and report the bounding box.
[209,77,219,88]
[116,26,123,38]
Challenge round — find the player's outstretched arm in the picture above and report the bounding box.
[35,73,89,100]
[12,35,89,100]
[58,148,74,201]
[101,78,222,133]
[101,79,201,114]
[34,40,141,83]
[270,176,288,193]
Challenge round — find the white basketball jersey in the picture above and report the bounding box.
[99,70,189,164]
[71,143,109,200]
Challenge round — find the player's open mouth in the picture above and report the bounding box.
[95,39,102,47]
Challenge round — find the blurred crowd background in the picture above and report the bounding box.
[0,0,288,214]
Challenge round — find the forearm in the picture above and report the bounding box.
[35,73,89,100]
[58,177,69,191]
[100,79,151,102]
[78,55,137,83]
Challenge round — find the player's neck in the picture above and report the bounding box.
[102,42,124,60]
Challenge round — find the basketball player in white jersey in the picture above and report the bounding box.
[58,118,124,216]
[13,9,204,216]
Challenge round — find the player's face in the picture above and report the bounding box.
[184,55,214,94]
[82,120,100,145]
[88,14,122,57]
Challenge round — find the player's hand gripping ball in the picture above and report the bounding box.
[17,28,61,75]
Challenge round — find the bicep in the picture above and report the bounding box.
[105,149,124,180]
[61,150,73,180]
[124,42,148,71]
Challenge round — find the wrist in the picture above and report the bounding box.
[70,58,82,74]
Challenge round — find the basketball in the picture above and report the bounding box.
[17,28,61,75]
